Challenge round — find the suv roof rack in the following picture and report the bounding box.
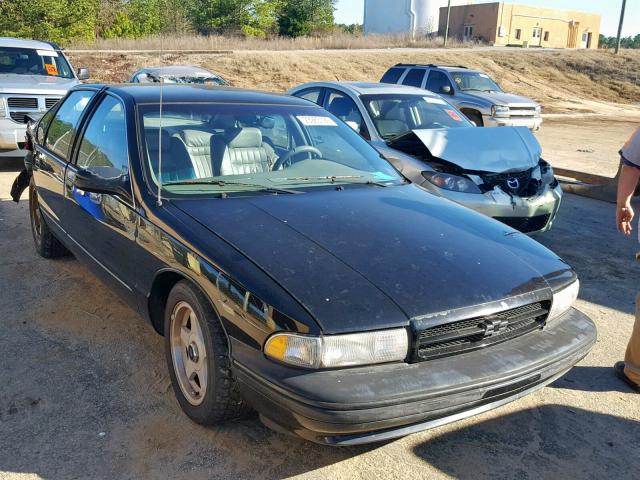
[394,63,468,69]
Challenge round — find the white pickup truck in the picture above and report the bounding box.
[0,37,88,160]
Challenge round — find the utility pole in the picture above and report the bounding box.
[615,0,627,54]
[444,0,451,47]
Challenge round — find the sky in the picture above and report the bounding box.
[334,0,638,37]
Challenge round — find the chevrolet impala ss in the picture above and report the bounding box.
[26,84,596,445]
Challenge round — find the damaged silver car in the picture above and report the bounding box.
[289,82,562,233]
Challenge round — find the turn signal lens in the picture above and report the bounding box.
[548,280,579,322]
[264,329,409,369]
[0,98,6,118]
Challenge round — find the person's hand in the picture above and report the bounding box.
[617,203,635,235]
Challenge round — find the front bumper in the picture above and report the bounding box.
[421,181,563,233]
[0,117,27,154]
[232,308,596,445]
[483,115,542,131]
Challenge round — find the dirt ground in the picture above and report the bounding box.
[1,116,640,480]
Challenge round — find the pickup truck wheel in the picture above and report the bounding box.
[29,180,68,258]
[164,280,250,424]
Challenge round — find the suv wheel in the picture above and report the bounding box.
[464,111,484,127]
[165,280,250,424]
[29,179,69,258]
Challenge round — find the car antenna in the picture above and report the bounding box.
[156,28,165,206]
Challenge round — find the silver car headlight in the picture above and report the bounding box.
[492,105,510,117]
[548,280,579,322]
[422,171,482,194]
[0,98,7,118]
[534,105,542,115]
[264,328,409,369]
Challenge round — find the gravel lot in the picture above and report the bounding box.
[1,119,640,480]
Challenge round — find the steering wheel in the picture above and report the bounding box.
[272,146,323,171]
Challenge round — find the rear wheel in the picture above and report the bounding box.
[29,180,68,258]
[164,280,250,424]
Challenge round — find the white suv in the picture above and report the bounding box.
[0,37,88,160]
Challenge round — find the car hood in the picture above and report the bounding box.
[390,126,542,173]
[464,90,538,107]
[174,184,570,333]
[0,74,78,95]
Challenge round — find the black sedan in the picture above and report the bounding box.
[26,84,596,445]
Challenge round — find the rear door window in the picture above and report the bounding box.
[44,90,95,159]
[295,88,323,105]
[324,90,369,139]
[380,67,404,84]
[401,69,426,88]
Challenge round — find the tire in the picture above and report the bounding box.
[464,111,484,127]
[164,280,250,425]
[29,179,69,258]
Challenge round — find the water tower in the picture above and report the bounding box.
[364,0,449,36]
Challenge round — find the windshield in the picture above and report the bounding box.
[140,74,227,85]
[0,47,74,79]
[361,94,473,140]
[139,103,402,196]
[450,71,502,92]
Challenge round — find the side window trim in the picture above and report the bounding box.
[71,92,135,207]
[42,89,98,161]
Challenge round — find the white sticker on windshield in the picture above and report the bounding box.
[479,73,489,78]
[424,96,447,105]
[297,115,337,127]
[36,49,58,57]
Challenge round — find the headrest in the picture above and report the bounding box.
[328,97,354,117]
[175,129,213,147]
[227,128,262,149]
[259,116,276,129]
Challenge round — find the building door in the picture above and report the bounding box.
[463,25,474,41]
[531,28,542,46]
[581,32,588,48]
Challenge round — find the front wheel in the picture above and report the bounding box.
[164,280,250,424]
[464,111,484,127]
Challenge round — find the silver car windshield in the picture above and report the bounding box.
[139,102,402,196]
[361,94,473,140]
[450,72,503,92]
[0,47,74,79]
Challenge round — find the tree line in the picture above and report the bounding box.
[0,0,339,44]
[599,34,640,49]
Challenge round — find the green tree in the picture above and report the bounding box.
[277,0,335,37]
[0,0,98,44]
[190,0,254,35]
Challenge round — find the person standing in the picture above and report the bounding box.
[615,127,640,393]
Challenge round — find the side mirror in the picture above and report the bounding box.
[345,121,361,133]
[440,85,452,95]
[77,67,90,80]
[73,167,130,198]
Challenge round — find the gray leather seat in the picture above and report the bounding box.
[171,129,215,178]
[213,128,276,176]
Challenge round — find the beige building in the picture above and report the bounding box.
[438,2,601,49]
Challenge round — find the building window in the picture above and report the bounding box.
[544,31,550,41]
[515,29,522,40]
[464,25,474,38]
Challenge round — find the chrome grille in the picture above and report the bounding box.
[45,98,60,109]
[7,97,38,109]
[412,301,550,361]
[9,112,28,123]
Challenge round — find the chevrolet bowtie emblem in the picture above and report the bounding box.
[482,318,509,337]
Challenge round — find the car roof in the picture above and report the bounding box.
[0,37,60,51]
[133,65,216,77]
[291,81,439,97]
[394,64,480,74]
[95,84,317,106]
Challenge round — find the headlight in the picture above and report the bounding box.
[534,105,541,115]
[422,171,481,193]
[539,159,556,185]
[492,105,510,117]
[0,98,7,118]
[548,280,579,322]
[264,328,409,369]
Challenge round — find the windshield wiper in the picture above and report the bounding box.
[280,175,390,187]
[163,179,302,194]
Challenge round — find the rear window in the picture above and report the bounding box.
[0,47,74,79]
[380,67,404,84]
